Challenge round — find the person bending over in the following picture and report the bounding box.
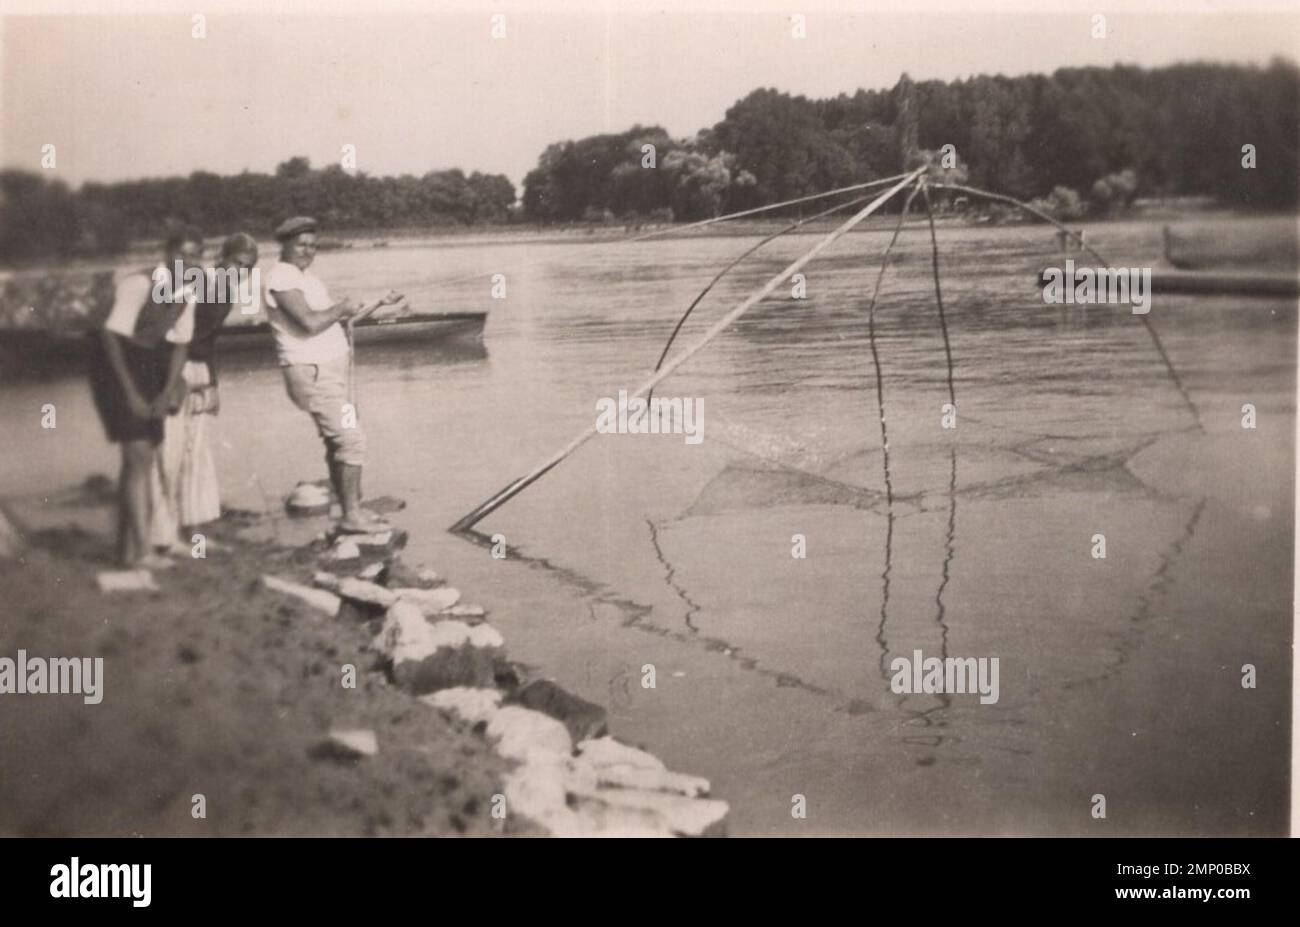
[90,228,202,567]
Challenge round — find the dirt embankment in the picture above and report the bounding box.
[0,490,540,837]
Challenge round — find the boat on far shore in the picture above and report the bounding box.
[1033,221,1299,300]
[1162,224,1299,272]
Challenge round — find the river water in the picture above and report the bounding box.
[2,216,1294,835]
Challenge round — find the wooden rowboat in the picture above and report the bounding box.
[217,311,487,353]
[0,311,488,376]
[1037,265,1299,299]
[1162,224,1298,272]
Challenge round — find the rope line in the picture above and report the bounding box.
[422,172,918,293]
[920,183,958,410]
[449,168,926,531]
[864,179,924,507]
[449,169,1205,534]
[647,187,880,401]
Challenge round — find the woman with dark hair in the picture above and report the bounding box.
[152,233,260,548]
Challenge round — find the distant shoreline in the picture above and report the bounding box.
[5,202,1286,278]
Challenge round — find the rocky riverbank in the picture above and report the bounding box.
[0,478,728,837]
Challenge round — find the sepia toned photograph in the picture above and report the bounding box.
[0,0,1295,858]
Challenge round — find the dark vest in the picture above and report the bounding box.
[128,265,188,348]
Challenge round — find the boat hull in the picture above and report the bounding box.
[218,312,487,353]
[1037,267,1299,299]
[1163,225,1299,272]
[0,312,488,377]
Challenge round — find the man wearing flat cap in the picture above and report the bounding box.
[263,216,401,533]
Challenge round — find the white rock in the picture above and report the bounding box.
[372,604,504,692]
[358,562,384,580]
[467,624,505,648]
[503,760,584,835]
[422,687,502,724]
[327,540,361,561]
[417,567,441,585]
[486,706,572,762]
[372,602,446,660]
[446,604,487,619]
[568,797,675,838]
[352,530,394,548]
[262,574,340,616]
[392,586,460,614]
[328,729,378,756]
[374,608,501,662]
[505,755,670,837]
[95,569,159,593]
[569,782,729,836]
[336,577,397,608]
[576,736,666,772]
[579,761,710,798]
[556,754,599,794]
[312,571,340,590]
[492,737,727,837]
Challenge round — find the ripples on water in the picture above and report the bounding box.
[3,216,1293,834]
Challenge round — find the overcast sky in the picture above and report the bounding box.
[3,0,1297,190]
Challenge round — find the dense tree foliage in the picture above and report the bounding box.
[520,124,760,223]
[523,60,1299,221]
[2,59,1295,263]
[0,160,516,263]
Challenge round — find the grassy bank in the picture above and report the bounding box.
[0,483,539,837]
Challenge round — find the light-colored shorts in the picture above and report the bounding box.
[281,357,366,466]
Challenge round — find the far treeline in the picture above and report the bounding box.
[2,60,1296,264]
[0,159,517,263]
[523,60,1299,223]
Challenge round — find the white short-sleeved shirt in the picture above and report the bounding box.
[102,266,195,345]
[262,261,349,366]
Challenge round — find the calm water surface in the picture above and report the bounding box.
[3,216,1293,834]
